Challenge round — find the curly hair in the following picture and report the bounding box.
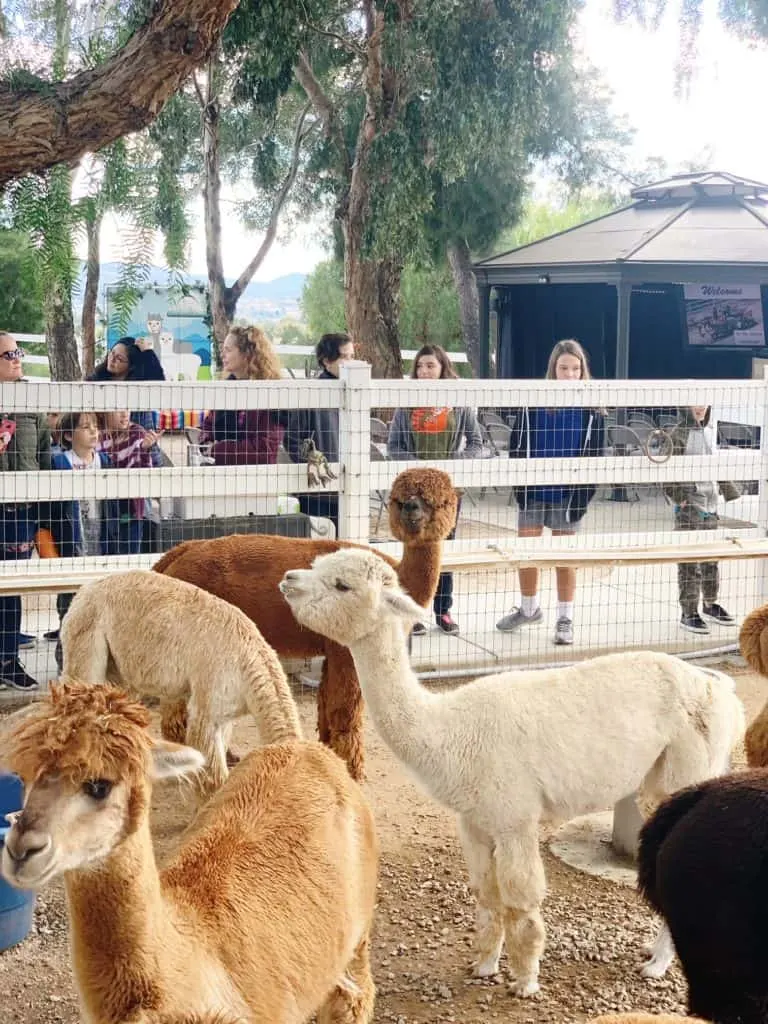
[224,326,282,381]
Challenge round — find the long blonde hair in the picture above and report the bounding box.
[545,339,592,381]
[224,326,282,381]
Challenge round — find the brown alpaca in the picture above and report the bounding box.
[153,467,458,780]
[1,682,378,1024]
[739,604,768,767]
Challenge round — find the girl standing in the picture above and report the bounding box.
[496,339,604,646]
[98,410,162,554]
[388,344,483,635]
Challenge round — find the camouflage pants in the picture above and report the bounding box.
[675,508,719,616]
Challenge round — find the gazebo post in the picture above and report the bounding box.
[478,283,491,377]
[611,279,633,502]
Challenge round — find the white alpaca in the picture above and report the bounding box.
[1,681,377,1024]
[61,570,302,793]
[159,332,201,381]
[279,549,745,998]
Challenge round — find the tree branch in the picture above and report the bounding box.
[0,0,240,187]
[294,50,350,178]
[228,101,313,305]
[304,20,365,56]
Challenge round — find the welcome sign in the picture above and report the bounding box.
[684,283,765,348]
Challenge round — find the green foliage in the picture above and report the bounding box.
[301,258,463,361]
[0,228,44,332]
[490,195,622,257]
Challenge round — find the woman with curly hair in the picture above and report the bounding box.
[200,325,284,465]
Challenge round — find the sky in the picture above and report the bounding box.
[94,0,768,282]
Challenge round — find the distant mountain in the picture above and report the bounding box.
[94,264,307,303]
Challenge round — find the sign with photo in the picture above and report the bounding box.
[684,284,765,348]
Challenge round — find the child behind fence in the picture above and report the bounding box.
[98,410,162,554]
[664,404,741,635]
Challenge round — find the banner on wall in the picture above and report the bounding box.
[683,283,765,348]
[105,285,211,380]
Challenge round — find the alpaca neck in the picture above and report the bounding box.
[65,816,170,1020]
[398,539,443,608]
[349,617,440,774]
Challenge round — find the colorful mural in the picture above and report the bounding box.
[105,284,212,380]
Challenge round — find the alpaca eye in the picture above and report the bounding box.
[83,779,113,801]
[335,580,351,592]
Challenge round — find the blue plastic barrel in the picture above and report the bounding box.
[0,772,35,951]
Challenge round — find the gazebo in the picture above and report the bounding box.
[473,171,768,380]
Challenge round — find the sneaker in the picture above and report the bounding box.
[702,603,736,626]
[43,629,60,642]
[554,617,574,646]
[17,633,36,650]
[496,606,543,632]
[436,613,459,635]
[0,657,39,690]
[411,621,427,637]
[680,613,709,634]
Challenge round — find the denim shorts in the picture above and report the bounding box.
[518,501,578,534]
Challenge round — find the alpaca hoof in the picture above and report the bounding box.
[640,958,670,980]
[472,957,500,979]
[508,977,539,998]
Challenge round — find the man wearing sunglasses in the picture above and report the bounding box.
[0,332,51,689]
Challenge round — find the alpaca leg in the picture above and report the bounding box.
[495,825,546,997]
[184,700,227,796]
[644,732,712,804]
[316,935,375,1024]
[457,817,504,977]
[641,921,676,979]
[318,649,365,782]
[160,699,189,744]
[612,792,644,860]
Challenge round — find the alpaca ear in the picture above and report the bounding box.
[150,739,206,781]
[382,588,426,624]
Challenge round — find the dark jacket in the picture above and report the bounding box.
[200,376,284,465]
[281,369,341,464]
[44,449,124,557]
[509,406,604,524]
[387,406,484,460]
[663,407,741,507]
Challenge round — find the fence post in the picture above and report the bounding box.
[759,368,768,604]
[338,360,372,542]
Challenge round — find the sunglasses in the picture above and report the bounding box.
[0,349,23,362]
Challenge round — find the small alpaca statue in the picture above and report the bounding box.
[279,548,744,999]
[301,436,337,488]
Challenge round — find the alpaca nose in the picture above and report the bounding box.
[4,822,51,865]
[402,499,420,514]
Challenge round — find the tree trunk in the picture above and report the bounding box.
[201,89,230,352]
[447,238,480,377]
[45,284,80,381]
[81,211,101,377]
[0,0,240,187]
[344,248,403,379]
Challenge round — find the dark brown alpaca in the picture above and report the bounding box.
[153,467,458,780]
[739,604,768,767]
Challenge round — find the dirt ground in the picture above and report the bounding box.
[0,660,764,1024]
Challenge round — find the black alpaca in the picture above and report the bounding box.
[638,771,768,1024]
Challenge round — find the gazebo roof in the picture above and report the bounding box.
[474,171,768,286]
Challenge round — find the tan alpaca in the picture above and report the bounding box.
[588,1017,709,1023]
[60,570,302,793]
[1,682,378,1024]
[154,466,458,780]
[738,603,768,766]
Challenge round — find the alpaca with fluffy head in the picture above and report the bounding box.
[60,570,302,794]
[637,770,768,1024]
[738,603,768,766]
[153,466,458,780]
[279,548,744,999]
[1,681,378,1024]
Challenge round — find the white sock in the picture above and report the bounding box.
[521,595,539,617]
[557,601,574,621]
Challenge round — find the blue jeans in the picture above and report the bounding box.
[0,506,36,660]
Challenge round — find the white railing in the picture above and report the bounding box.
[1,362,766,674]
